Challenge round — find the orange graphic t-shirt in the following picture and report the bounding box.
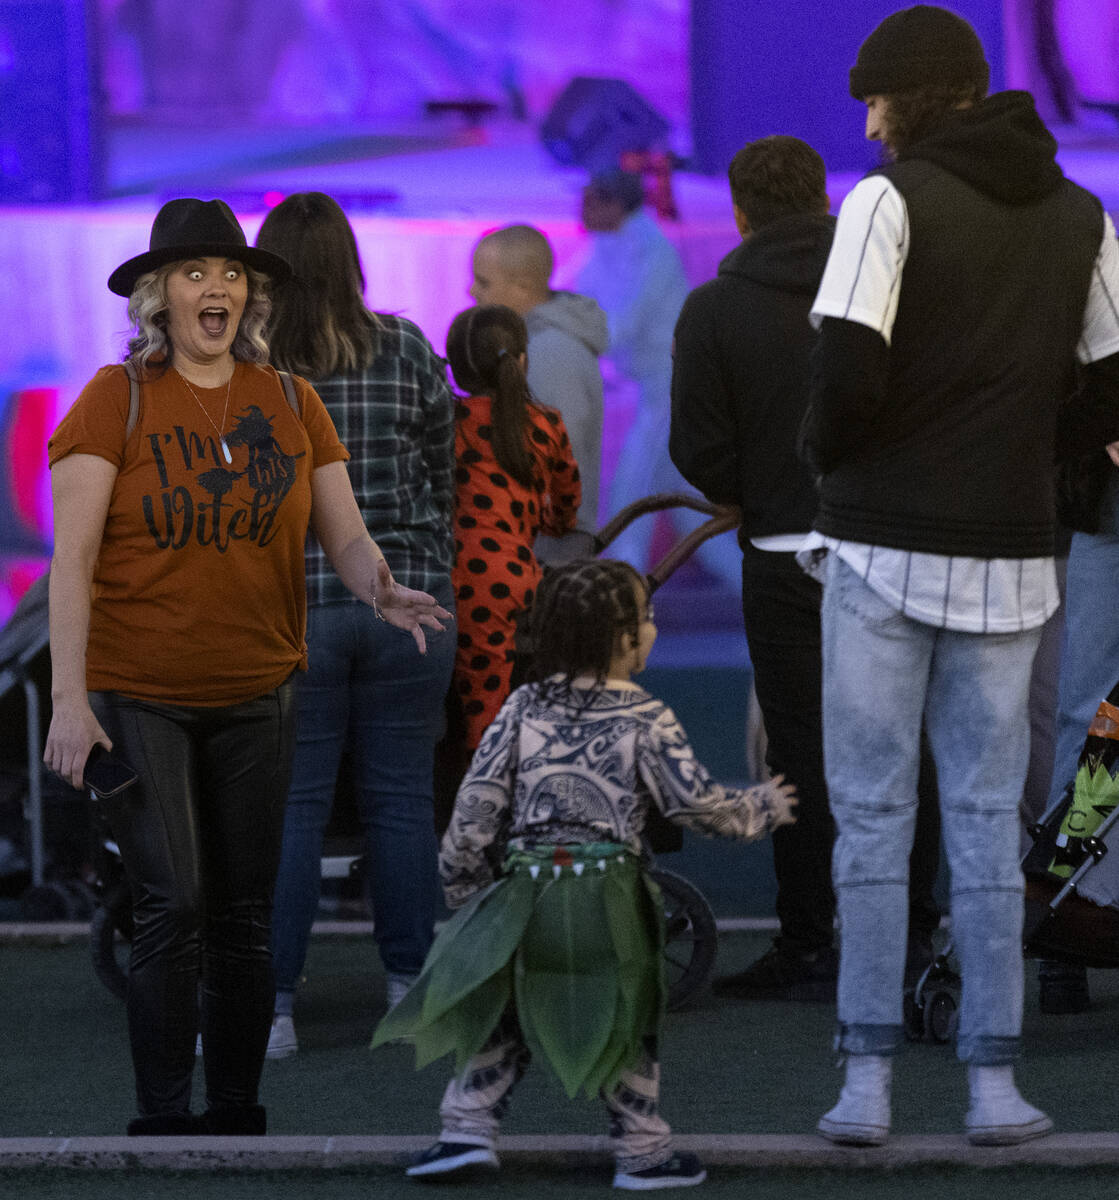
[48,361,348,705]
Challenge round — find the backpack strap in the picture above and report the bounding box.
[277,369,299,417]
[123,360,141,438]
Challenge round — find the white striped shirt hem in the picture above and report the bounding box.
[798,533,1058,633]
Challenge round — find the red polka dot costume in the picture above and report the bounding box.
[452,395,581,748]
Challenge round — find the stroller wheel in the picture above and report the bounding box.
[90,879,132,1001]
[648,867,718,1010]
[923,988,959,1044]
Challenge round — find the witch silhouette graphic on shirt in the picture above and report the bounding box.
[226,405,300,507]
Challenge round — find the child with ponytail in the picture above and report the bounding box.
[445,304,581,751]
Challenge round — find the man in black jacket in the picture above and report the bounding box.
[802,4,1119,1151]
[671,136,943,1002]
[669,137,840,998]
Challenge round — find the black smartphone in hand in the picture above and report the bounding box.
[83,744,139,799]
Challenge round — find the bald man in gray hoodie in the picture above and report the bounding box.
[469,224,608,562]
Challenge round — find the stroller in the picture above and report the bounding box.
[0,572,98,920]
[91,493,739,1012]
[1022,681,1119,968]
[435,491,741,1011]
[906,677,1119,1041]
[588,492,739,1010]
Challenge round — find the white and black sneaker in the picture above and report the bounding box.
[405,1141,500,1178]
[613,1151,707,1190]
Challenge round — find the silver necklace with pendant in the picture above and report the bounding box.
[177,367,234,464]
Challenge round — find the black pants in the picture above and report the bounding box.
[90,679,296,1117]
[741,546,940,952]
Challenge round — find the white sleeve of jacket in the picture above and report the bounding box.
[1079,212,1119,364]
[811,176,909,345]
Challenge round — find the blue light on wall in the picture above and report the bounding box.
[0,0,103,202]
[690,0,1005,176]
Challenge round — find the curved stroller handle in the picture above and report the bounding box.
[592,492,741,593]
[647,507,741,592]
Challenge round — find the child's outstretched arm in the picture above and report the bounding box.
[637,702,798,842]
[439,689,527,907]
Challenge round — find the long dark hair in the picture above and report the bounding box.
[882,84,984,158]
[446,304,536,489]
[255,191,382,377]
[528,558,647,690]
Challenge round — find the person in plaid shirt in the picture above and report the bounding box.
[255,193,457,1057]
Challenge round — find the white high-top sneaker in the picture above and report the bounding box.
[817,1054,892,1146]
[965,1065,1053,1145]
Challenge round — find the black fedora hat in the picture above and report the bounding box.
[108,197,292,297]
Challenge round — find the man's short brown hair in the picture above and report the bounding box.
[728,136,828,230]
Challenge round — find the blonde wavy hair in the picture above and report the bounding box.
[125,262,273,369]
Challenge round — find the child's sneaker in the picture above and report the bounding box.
[266,1015,298,1059]
[613,1151,706,1190]
[405,1141,499,1178]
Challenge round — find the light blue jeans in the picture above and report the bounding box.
[271,588,455,1009]
[821,556,1041,1064]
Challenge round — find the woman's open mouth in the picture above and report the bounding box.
[199,307,230,338]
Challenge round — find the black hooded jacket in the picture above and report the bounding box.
[670,211,835,543]
[803,91,1109,558]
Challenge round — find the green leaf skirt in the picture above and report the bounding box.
[371,843,666,1099]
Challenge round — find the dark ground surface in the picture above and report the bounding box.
[2,932,1119,1196]
[2,931,1117,1140]
[6,1165,1119,1200]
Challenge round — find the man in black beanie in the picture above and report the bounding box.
[800,4,1119,1149]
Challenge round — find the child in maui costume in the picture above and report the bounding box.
[373,558,797,1188]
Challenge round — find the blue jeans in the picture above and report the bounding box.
[1049,473,1119,811]
[271,586,456,1004]
[821,556,1041,1064]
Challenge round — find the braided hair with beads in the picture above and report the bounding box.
[527,558,649,696]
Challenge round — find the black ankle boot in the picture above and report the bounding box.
[127,1112,199,1136]
[199,1104,267,1135]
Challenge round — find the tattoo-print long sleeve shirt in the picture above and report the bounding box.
[439,679,781,907]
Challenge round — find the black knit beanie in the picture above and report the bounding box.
[849,5,989,100]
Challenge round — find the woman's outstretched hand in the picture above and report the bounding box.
[371,558,452,653]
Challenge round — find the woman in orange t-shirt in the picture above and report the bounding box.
[44,198,449,1136]
[445,304,581,752]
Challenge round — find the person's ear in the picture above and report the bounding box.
[733,203,751,238]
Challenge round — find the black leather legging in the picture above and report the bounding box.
[90,679,296,1117]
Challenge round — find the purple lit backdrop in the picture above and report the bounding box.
[96,0,691,143]
[2,0,1119,620]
